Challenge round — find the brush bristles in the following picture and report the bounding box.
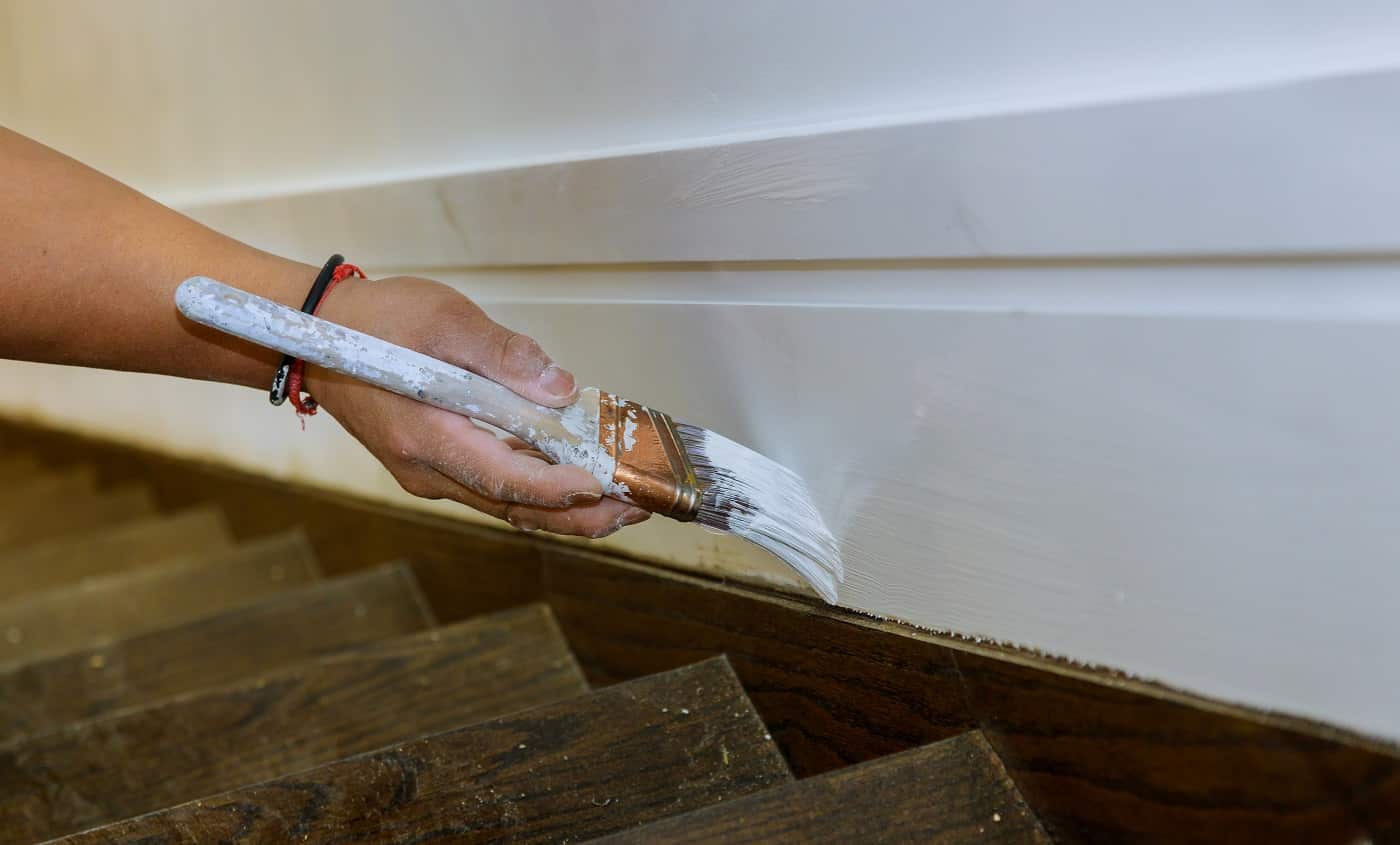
[676,422,843,603]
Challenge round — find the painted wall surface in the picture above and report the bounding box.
[5,1,1400,742]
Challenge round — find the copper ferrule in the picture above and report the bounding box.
[597,392,701,521]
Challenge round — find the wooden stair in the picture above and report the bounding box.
[0,529,318,667]
[592,731,1050,844]
[0,506,233,596]
[56,657,792,844]
[0,465,97,508]
[0,481,154,551]
[0,563,435,742]
[0,453,44,482]
[0,605,588,841]
[0,449,1102,845]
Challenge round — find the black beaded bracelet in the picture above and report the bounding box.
[268,254,345,406]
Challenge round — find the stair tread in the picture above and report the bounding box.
[0,465,96,509]
[0,453,44,481]
[0,483,156,551]
[592,731,1051,844]
[0,562,433,742]
[0,506,234,599]
[0,530,319,668]
[0,604,588,842]
[58,656,792,844]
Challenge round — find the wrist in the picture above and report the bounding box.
[178,252,319,391]
[283,261,370,413]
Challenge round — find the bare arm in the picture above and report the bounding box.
[0,127,647,537]
[0,126,312,384]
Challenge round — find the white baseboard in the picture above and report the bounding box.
[187,66,1400,267]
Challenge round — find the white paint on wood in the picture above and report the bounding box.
[4,0,1400,743]
[442,271,1400,744]
[181,66,1400,265]
[7,0,1400,207]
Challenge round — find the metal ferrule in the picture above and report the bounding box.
[598,392,701,521]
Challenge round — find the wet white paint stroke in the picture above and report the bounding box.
[479,292,1400,745]
[670,139,870,207]
[181,65,1400,269]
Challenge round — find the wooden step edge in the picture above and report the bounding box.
[0,528,319,617]
[0,505,235,597]
[54,656,793,844]
[0,561,435,745]
[0,482,157,552]
[0,529,320,669]
[0,605,592,841]
[19,601,584,741]
[0,465,97,507]
[590,730,1050,844]
[382,556,438,627]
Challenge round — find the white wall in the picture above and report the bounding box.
[5,1,1400,743]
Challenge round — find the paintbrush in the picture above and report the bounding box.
[176,277,843,602]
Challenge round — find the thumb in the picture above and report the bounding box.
[452,316,579,408]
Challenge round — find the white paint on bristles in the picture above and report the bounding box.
[677,422,843,603]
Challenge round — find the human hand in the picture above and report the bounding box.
[303,275,649,538]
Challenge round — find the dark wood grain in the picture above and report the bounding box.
[0,482,155,551]
[58,657,792,844]
[0,419,549,616]
[538,546,975,777]
[594,730,1049,844]
[0,604,587,842]
[6,419,1400,844]
[955,651,1400,845]
[0,562,433,742]
[0,505,233,599]
[0,530,319,667]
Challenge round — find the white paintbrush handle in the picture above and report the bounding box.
[175,276,616,486]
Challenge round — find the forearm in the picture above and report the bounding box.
[0,128,642,538]
[0,127,314,389]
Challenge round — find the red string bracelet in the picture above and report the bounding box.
[285,262,366,417]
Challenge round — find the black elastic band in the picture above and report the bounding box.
[269,254,345,406]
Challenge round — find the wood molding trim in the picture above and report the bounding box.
[186,67,1400,269]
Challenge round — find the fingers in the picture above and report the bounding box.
[407,466,650,539]
[436,301,579,408]
[503,495,651,539]
[423,411,602,507]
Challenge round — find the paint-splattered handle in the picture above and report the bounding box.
[175,277,614,482]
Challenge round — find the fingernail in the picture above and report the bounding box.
[513,518,540,533]
[538,364,575,398]
[590,509,650,540]
[567,491,602,505]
